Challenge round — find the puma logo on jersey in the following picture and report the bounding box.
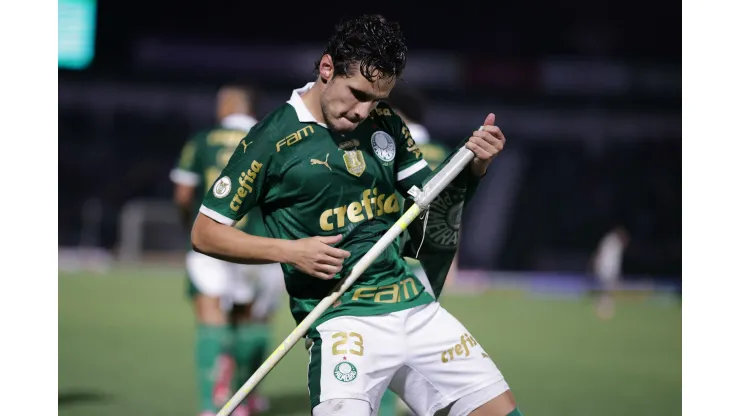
[241,140,252,153]
[310,154,331,171]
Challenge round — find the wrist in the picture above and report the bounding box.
[469,161,489,178]
[272,238,294,264]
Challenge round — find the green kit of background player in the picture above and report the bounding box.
[170,85,283,416]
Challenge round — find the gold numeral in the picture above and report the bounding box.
[331,332,347,355]
[349,332,364,356]
[332,331,364,356]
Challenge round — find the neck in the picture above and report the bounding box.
[300,82,327,124]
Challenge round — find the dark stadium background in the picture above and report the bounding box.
[58,1,681,415]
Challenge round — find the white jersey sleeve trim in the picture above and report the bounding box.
[199,205,237,226]
[397,159,428,181]
[170,168,201,186]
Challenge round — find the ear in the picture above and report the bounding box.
[319,55,334,83]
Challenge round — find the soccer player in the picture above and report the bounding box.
[591,225,630,320]
[170,85,283,416]
[191,15,521,416]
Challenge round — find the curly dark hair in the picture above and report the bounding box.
[315,15,407,82]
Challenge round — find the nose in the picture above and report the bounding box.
[351,102,374,122]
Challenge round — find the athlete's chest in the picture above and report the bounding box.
[280,124,399,196]
[275,124,405,231]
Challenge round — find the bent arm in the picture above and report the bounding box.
[173,183,195,227]
[191,213,290,265]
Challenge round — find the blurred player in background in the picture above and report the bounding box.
[591,225,630,320]
[170,85,283,416]
[380,86,459,416]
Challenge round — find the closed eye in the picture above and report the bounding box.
[350,87,378,103]
[350,88,369,102]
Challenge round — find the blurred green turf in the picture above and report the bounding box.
[59,269,680,416]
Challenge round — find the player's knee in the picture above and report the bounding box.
[312,399,371,416]
[194,295,227,325]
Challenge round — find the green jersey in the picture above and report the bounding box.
[400,130,452,274]
[403,122,451,171]
[170,116,266,236]
[200,83,436,326]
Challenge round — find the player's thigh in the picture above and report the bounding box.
[186,250,232,298]
[250,263,284,320]
[394,302,510,416]
[193,295,227,325]
[306,314,403,413]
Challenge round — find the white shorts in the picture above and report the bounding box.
[306,302,509,416]
[186,250,284,318]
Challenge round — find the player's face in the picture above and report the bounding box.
[320,65,395,133]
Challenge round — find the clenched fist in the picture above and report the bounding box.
[465,113,506,177]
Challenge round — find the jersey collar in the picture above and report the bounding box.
[407,122,430,145]
[221,114,258,131]
[287,82,328,127]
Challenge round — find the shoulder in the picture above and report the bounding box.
[177,131,210,163]
[185,129,212,146]
[245,107,284,140]
[370,102,409,143]
[247,104,308,148]
[204,127,248,149]
[233,104,324,167]
[258,104,326,157]
[372,101,402,126]
[374,101,397,117]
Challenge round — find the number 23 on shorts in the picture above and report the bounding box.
[332,332,364,356]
